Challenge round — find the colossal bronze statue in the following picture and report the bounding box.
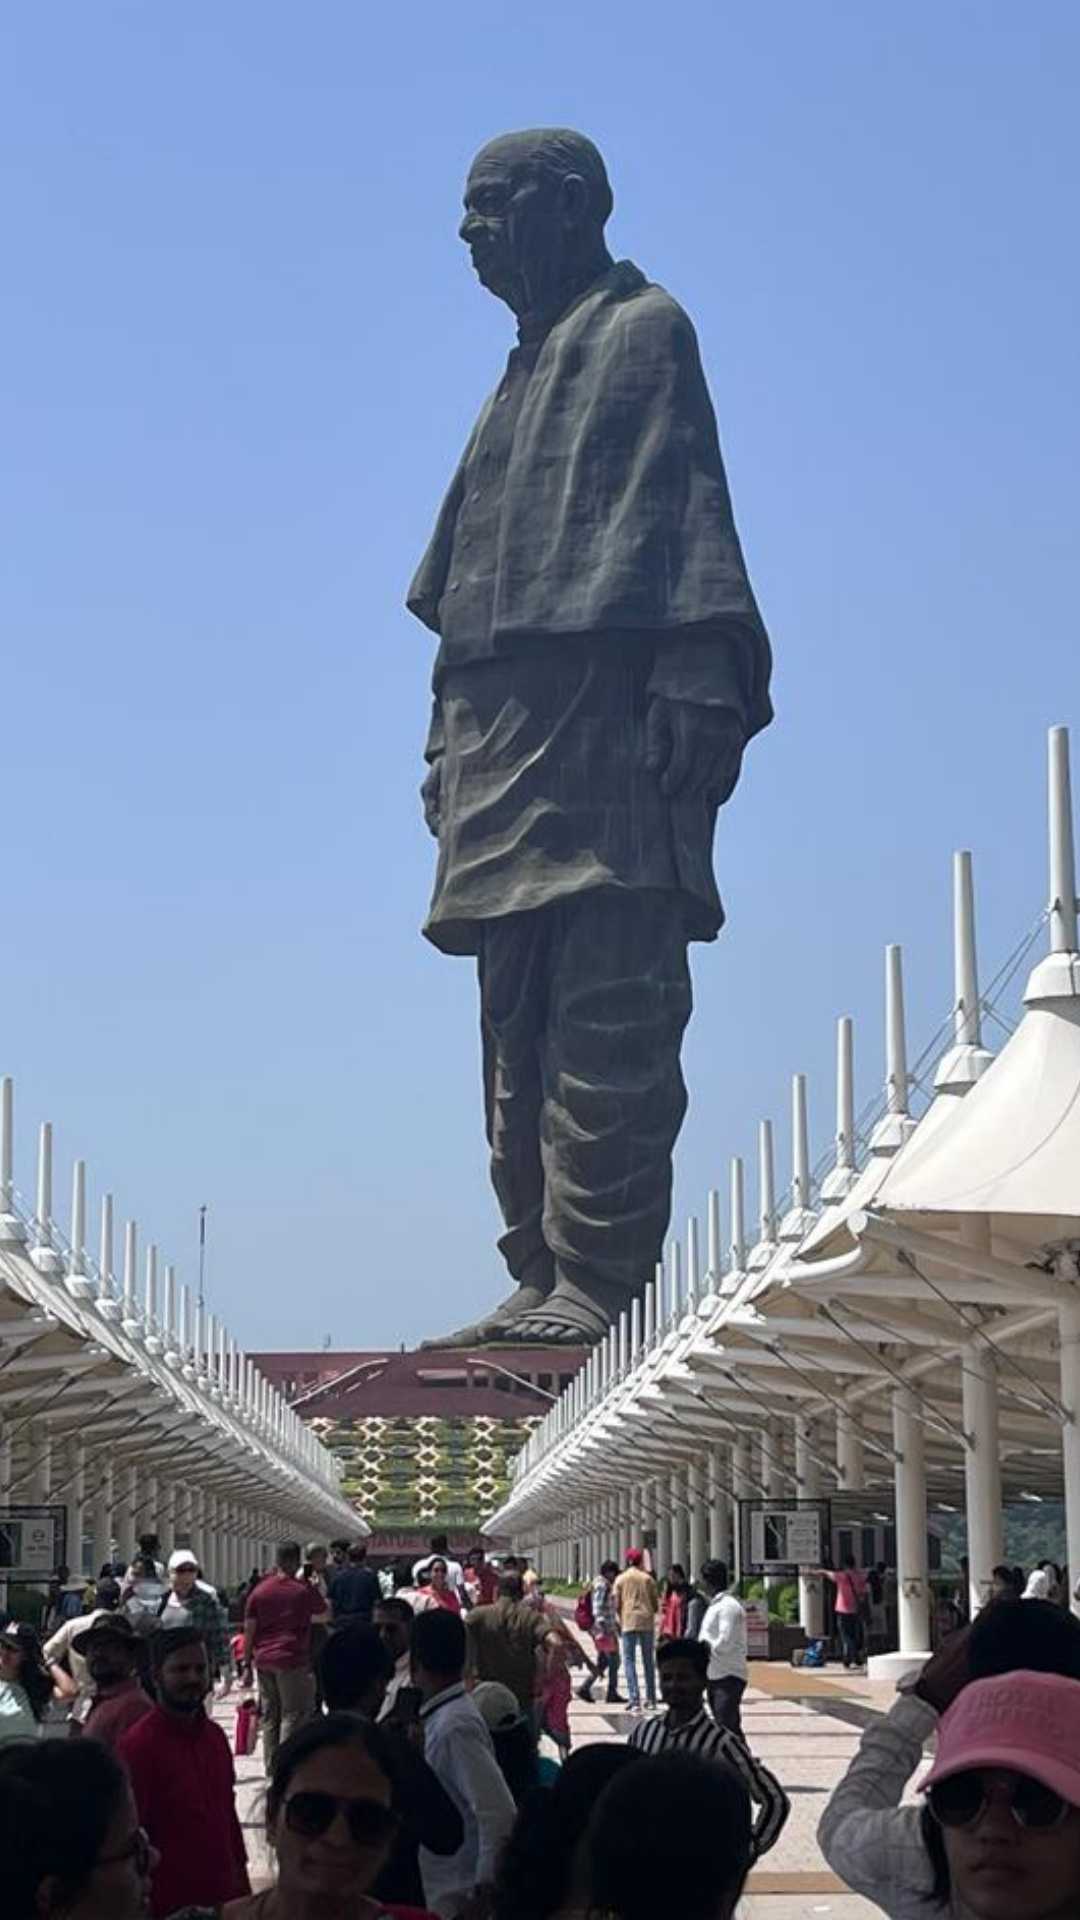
[408,129,772,1347]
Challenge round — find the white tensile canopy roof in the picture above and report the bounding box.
[872,729,1080,1265]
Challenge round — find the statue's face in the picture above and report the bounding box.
[459,142,562,313]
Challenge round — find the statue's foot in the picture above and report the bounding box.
[419,1279,554,1351]
[498,1265,634,1348]
[492,1310,599,1346]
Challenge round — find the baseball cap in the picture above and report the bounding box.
[625,1547,643,1566]
[168,1549,199,1573]
[471,1681,524,1730]
[921,1671,1080,1807]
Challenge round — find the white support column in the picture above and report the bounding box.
[157,1480,177,1555]
[794,1416,824,1637]
[209,1498,223,1582]
[619,1487,632,1559]
[63,1437,86,1577]
[116,1462,137,1569]
[889,1386,930,1670]
[707,1445,728,1561]
[669,1469,686,1571]
[836,1407,865,1493]
[962,1341,1003,1616]
[230,1504,244,1588]
[688,1459,706,1581]
[731,1435,752,1582]
[763,1416,785,1599]
[763,1417,786,1498]
[137,1472,159,1548]
[631,1484,645,1559]
[1059,1294,1080,1620]
[24,1421,51,1505]
[654,1477,672,1573]
[90,1462,113,1576]
[174,1481,193,1553]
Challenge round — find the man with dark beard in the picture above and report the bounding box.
[410,128,772,1348]
[118,1628,250,1917]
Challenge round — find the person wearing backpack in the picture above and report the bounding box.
[577,1560,622,1704]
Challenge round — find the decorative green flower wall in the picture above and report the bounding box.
[310,1412,538,1530]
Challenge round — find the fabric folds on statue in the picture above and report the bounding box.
[407,259,772,743]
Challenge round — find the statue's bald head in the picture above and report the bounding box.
[470,128,614,227]
[460,128,615,318]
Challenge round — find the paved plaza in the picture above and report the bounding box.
[224,1658,908,1919]
[568,1660,903,1920]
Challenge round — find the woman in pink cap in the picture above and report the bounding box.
[918,1669,1080,1920]
[820,1602,1080,1920]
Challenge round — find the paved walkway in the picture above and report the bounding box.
[221,1660,907,1918]
[571,1661,904,1920]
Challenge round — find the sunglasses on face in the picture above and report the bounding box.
[99,1827,153,1876]
[283,1791,398,1848]
[929,1772,1071,1832]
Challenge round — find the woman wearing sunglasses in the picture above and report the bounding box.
[918,1670,1080,1920]
[1,1736,161,1920]
[221,1713,436,1920]
[819,1598,1080,1918]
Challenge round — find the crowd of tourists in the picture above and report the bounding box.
[5,1528,1080,1920]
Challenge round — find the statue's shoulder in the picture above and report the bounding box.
[596,263,700,355]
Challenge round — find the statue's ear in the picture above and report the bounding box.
[560,172,589,227]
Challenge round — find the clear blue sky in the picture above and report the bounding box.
[3,4,1077,1350]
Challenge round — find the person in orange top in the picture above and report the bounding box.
[659,1565,691,1642]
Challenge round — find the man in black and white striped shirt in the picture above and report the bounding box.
[628,1638,790,1855]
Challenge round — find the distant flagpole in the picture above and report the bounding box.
[198,1205,207,1310]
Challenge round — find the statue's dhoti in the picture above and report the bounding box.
[480,888,691,1332]
[424,638,719,1341]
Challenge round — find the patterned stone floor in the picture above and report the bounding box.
[569,1661,905,1920]
[222,1659,908,1916]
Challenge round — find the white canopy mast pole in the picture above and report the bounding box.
[1041,728,1080,1615]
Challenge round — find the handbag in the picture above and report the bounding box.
[233,1694,261,1757]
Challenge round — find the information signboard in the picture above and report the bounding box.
[0,1506,67,1579]
[740,1498,829,1575]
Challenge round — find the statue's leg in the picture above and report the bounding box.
[421,911,555,1348]
[500,890,692,1345]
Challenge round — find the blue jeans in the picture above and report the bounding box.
[622,1629,656,1707]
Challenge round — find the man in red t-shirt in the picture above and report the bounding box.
[241,1539,323,1768]
[464,1547,499,1607]
[120,1628,250,1917]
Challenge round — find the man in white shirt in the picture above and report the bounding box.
[412,1607,516,1917]
[412,1533,468,1606]
[698,1558,748,1736]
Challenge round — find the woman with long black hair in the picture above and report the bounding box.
[0,1622,53,1740]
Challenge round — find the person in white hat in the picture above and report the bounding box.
[159,1548,231,1683]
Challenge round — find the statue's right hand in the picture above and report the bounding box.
[421,759,443,838]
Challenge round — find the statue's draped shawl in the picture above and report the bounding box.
[408,260,772,741]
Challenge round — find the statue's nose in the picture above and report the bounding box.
[459,210,483,243]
